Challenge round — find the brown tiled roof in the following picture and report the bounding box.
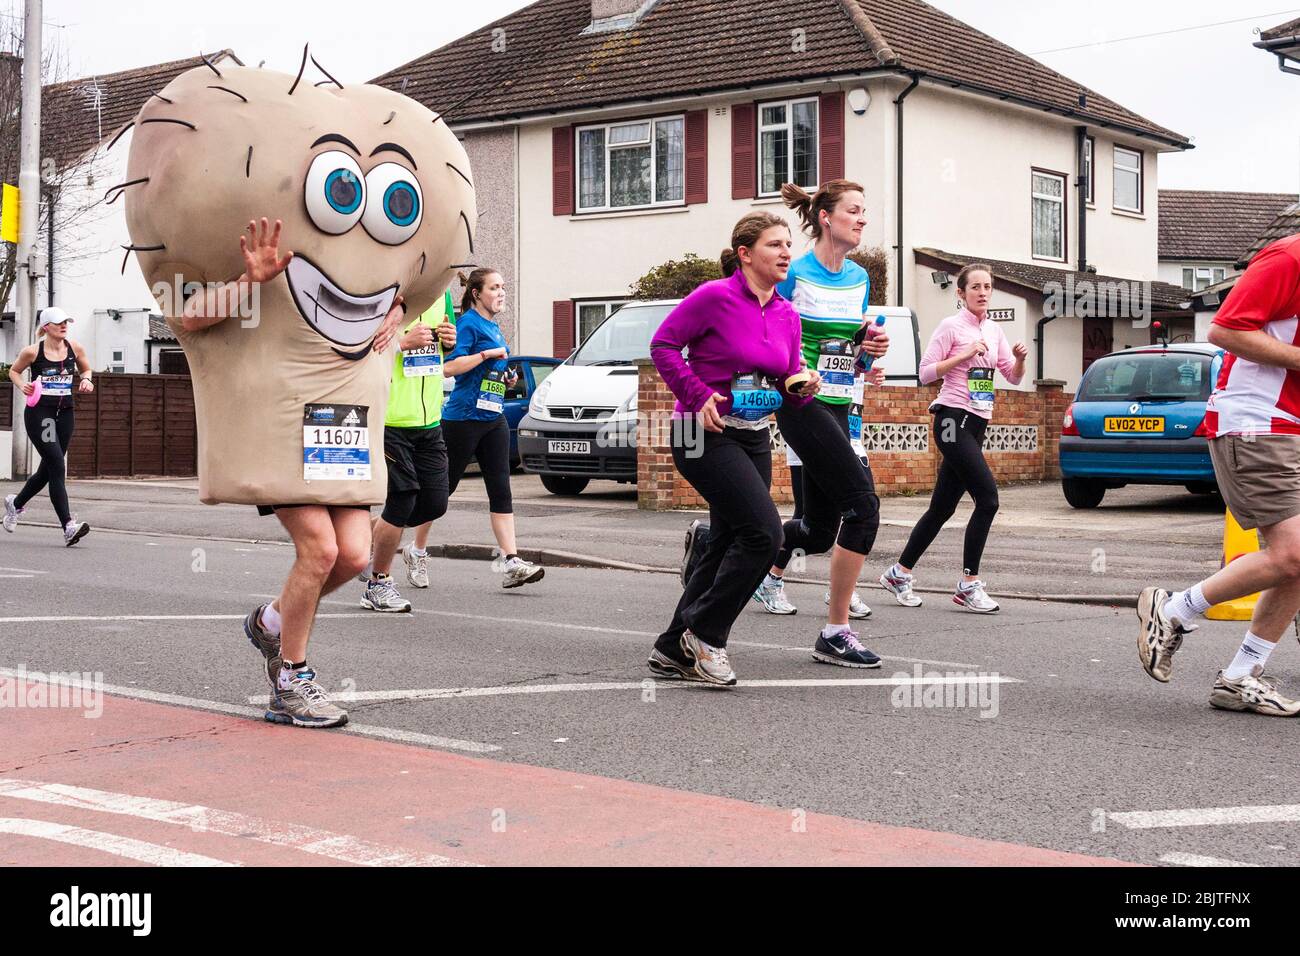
[1158,190,1297,262]
[372,0,1188,147]
[914,247,1190,312]
[1238,202,1300,267]
[42,50,242,169]
[1260,17,1300,42]
[147,316,176,342]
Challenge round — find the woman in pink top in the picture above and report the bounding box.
[879,264,1027,613]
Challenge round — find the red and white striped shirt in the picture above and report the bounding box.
[1205,233,1300,438]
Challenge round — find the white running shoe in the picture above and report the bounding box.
[825,589,872,619]
[1137,586,1192,683]
[2,495,20,533]
[1210,666,1300,717]
[752,578,797,614]
[953,579,999,614]
[879,565,922,607]
[360,574,413,613]
[63,520,89,547]
[403,544,430,589]
[679,630,738,686]
[502,555,544,589]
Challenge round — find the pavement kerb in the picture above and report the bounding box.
[16,520,1139,608]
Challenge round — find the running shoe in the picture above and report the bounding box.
[647,646,699,681]
[2,495,20,533]
[825,589,872,619]
[502,556,545,589]
[681,519,709,587]
[242,603,282,686]
[63,520,89,547]
[879,564,922,607]
[361,574,413,612]
[679,630,738,686]
[265,668,349,728]
[752,578,797,615]
[1137,586,1190,683]
[1210,666,1300,717]
[813,629,882,668]
[953,579,999,614]
[403,544,430,589]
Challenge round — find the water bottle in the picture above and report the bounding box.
[855,315,887,373]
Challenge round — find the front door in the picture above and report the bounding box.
[1082,317,1113,373]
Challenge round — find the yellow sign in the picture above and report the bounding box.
[0,184,17,243]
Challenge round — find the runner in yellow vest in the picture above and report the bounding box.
[360,291,457,611]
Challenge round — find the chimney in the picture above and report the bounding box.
[585,0,659,34]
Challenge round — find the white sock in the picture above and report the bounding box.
[1224,632,1276,680]
[412,547,427,557]
[764,573,783,588]
[276,661,302,691]
[891,563,911,579]
[260,603,282,636]
[822,623,851,638]
[1164,584,1211,627]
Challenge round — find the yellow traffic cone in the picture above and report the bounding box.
[1206,508,1261,621]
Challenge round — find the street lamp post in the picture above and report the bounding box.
[10,0,41,480]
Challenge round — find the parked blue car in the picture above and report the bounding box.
[1059,342,1224,508]
[447,356,561,467]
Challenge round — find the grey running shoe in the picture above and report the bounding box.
[502,556,544,589]
[647,647,699,681]
[681,519,708,587]
[242,603,281,687]
[2,495,20,533]
[1137,586,1189,683]
[63,520,89,547]
[1210,666,1300,717]
[880,565,922,607]
[752,578,797,615]
[825,589,872,619]
[679,630,738,686]
[403,544,430,589]
[953,579,999,614]
[265,668,349,728]
[361,574,413,612]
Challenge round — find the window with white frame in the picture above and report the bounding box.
[758,98,818,196]
[1114,146,1143,213]
[576,300,628,345]
[1083,136,1095,204]
[576,116,685,212]
[1032,170,1066,261]
[110,348,125,373]
[1181,266,1227,292]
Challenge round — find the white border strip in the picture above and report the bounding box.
[0,816,237,866]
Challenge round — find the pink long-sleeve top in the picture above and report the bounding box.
[919,307,1024,419]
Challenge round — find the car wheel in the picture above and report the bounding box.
[1062,478,1105,509]
[1185,482,1218,496]
[541,475,589,496]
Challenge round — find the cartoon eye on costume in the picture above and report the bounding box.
[361,163,422,245]
[304,150,365,234]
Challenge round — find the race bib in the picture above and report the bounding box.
[402,344,442,378]
[722,373,782,429]
[476,369,506,414]
[40,372,73,397]
[302,404,371,481]
[849,377,866,458]
[968,367,995,412]
[816,339,855,400]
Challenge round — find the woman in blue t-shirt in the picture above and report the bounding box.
[442,269,543,588]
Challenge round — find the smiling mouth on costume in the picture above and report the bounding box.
[285,254,398,359]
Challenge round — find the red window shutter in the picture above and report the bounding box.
[819,91,845,183]
[731,103,756,200]
[552,301,575,358]
[685,109,708,204]
[552,125,574,216]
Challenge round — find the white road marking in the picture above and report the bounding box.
[1159,852,1260,868]
[0,779,474,867]
[1111,805,1300,829]
[248,674,1020,704]
[0,667,500,755]
[0,574,35,579]
[0,566,49,574]
[0,817,237,866]
[0,613,373,623]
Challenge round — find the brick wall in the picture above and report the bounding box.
[636,360,1071,511]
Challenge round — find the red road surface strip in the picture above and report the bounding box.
[0,685,1133,866]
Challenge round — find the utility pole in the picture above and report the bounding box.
[10,0,41,480]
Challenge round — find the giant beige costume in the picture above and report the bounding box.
[123,59,475,506]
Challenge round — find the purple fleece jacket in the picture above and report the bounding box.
[650,268,808,416]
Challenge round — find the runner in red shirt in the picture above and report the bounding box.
[1137,233,1300,716]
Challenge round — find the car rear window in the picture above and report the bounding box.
[1078,352,1213,402]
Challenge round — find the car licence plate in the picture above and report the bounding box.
[548,440,591,454]
[1103,417,1164,433]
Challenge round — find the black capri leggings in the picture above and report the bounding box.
[774,399,880,568]
[443,415,513,514]
[898,405,999,576]
[15,404,75,526]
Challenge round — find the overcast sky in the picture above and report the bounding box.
[12,0,1300,193]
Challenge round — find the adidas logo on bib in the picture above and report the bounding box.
[342,410,361,426]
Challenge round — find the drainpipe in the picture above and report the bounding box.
[1075,125,1088,274]
[893,73,920,307]
[1035,310,1058,383]
[45,186,55,307]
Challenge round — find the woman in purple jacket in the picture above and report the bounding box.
[648,212,819,686]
